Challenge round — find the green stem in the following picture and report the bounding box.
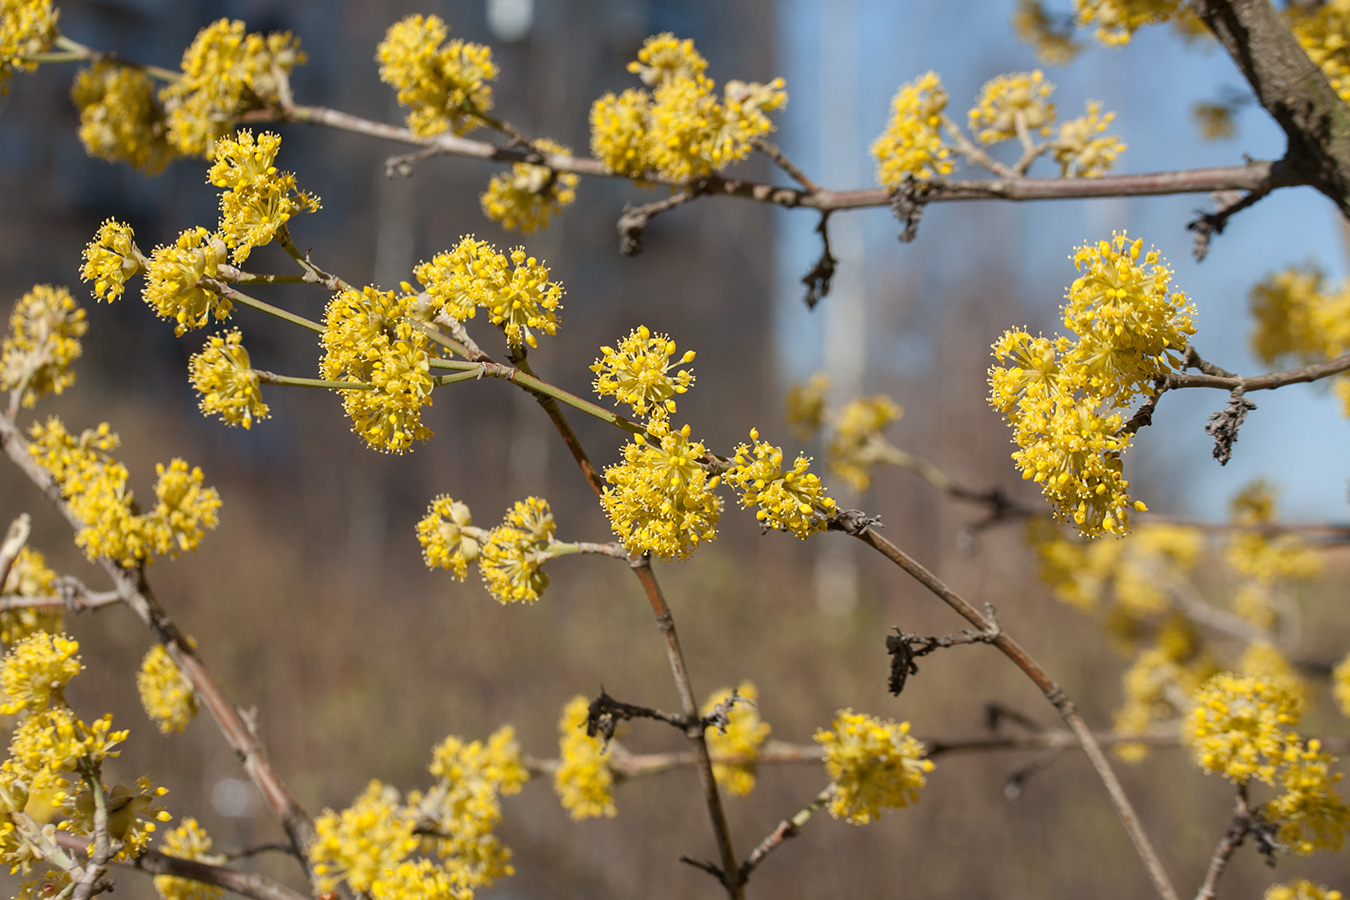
[255,371,374,391]
[432,371,484,387]
[212,283,324,334]
[51,36,180,80]
[547,541,628,559]
[415,322,471,359]
[487,363,642,435]
[428,358,480,372]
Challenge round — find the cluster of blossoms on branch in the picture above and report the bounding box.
[590,33,787,181]
[785,374,909,493]
[989,232,1196,536]
[872,67,1125,186]
[1249,265,1350,415]
[0,633,172,897]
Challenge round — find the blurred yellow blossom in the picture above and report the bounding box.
[554,696,616,820]
[137,644,197,734]
[154,818,223,900]
[0,548,62,646]
[71,62,174,174]
[1075,0,1181,46]
[310,780,420,895]
[1265,881,1345,900]
[968,70,1056,145]
[1054,101,1126,177]
[1190,672,1301,786]
[815,709,933,824]
[377,14,498,138]
[827,395,903,492]
[1266,740,1350,855]
[785,373,829,440]
[702,682,770,797]
[0,285,86,409]
[480,138,578,233]
[1012,0,1082,64]
[0,0,57,93]
[872,71,952,185]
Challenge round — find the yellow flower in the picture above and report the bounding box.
[70,777,172,861]
[369,858,471,900]
[968,70,1056,145]
[785,373,829,440]
[144,227,230,336]
[321,286,434,453]
[1265,881,1345,900]
[1266,740,1350,855]
[0,284,86,409]
[627,33,707,86]
[1190,672,1301,786]
[413,725,526,889]
[189,329,269,429]
[1334,651,1350,719]
[872,71,952,185]
[377,14,497,138]
[0,0,57,94]
[702,682,771,797]
[480,138,579,233]
[601,412,722,559]
[814,709,933,824]
[416,496,480,579]
[1075,0,1182,46]
[414,240,562,349]
[1290,1,1350,104]
[827,395,903,492]
[71,62,174,174]
[147,459,222,557]
[0,631,81,714]
[479,526,549,604]
[553,696,616,820]
[154,818,224,900]
[310,780,420,894]
[137,644,197,734]
[160,19,305,157]
[726,429,835,539]
[0,547,62,646]
[590,325,696,416]
[1012,0,1082,65]
[1054,101,1126,177]
[208,130,319,264]
[590,88,651,177]
[81,219,143,303]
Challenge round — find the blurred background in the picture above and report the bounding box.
[1,0,1348,897]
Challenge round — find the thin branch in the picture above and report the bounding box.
[801,212,836,309]
[738,786,833,881]
[617,187,702,256]
[1193,785,1254,900]
[837,517,1179,900]
[0,513,31,590]
[751,138,817,191]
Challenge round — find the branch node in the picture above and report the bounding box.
[1204,387,1257,466]
[885,615,1001,696]
[889,175,939,243]
[827,508,882,535]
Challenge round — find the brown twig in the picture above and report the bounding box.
[838,519,1180,900]
[0,513,31,591]
[738,786,833,881]
[751,138,818,191]
[1193,785,1255,900]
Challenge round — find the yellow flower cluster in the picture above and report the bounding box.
[1224,481,1322,629]
[785,372,830,440]
[591,325,695,416]
[702,682,771,797]
[969,70,1056,145]
[871,71,952,185]
[0,0,56,94]
[1290,1,1350,105]
[377,14,498,138]
[815,709,933,825]
[1266,881,1345,900]
[410,725,527,889]
[70,62,173,175]
[554,696,616,820]
[989,233,1195,535]
[590,33,787,181]
[0,631,80,715]
[1238,642,1310,712]
[80,219,143,303]
[415,237,563,349]
[160,19,305,157]
[154,818,224,900]
[1074,0,1181,46]
[1249,266,1350,414]
[1054,101,1126,177]
[207,130,319,264]
[601,412,722,559]
[144,226,230,336]
[28,416,221,565]
[311,781,422,895]
[725,429,835,539]
[480,138,579,233]
[1012,0,1082,65]
[0,285,86,409]
[189,329,269,429]
[479,497,556,604]
[1112,619,1214,761]
[1268,740,1350,855]
[1335,652,1350,719]
[827,395,903,492]
[0,547,62,646]
[0,633,169,876]
[1191,672,1302,785]
[416,495,480,579]
[137,644,197,734]
[321,285,434,453]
